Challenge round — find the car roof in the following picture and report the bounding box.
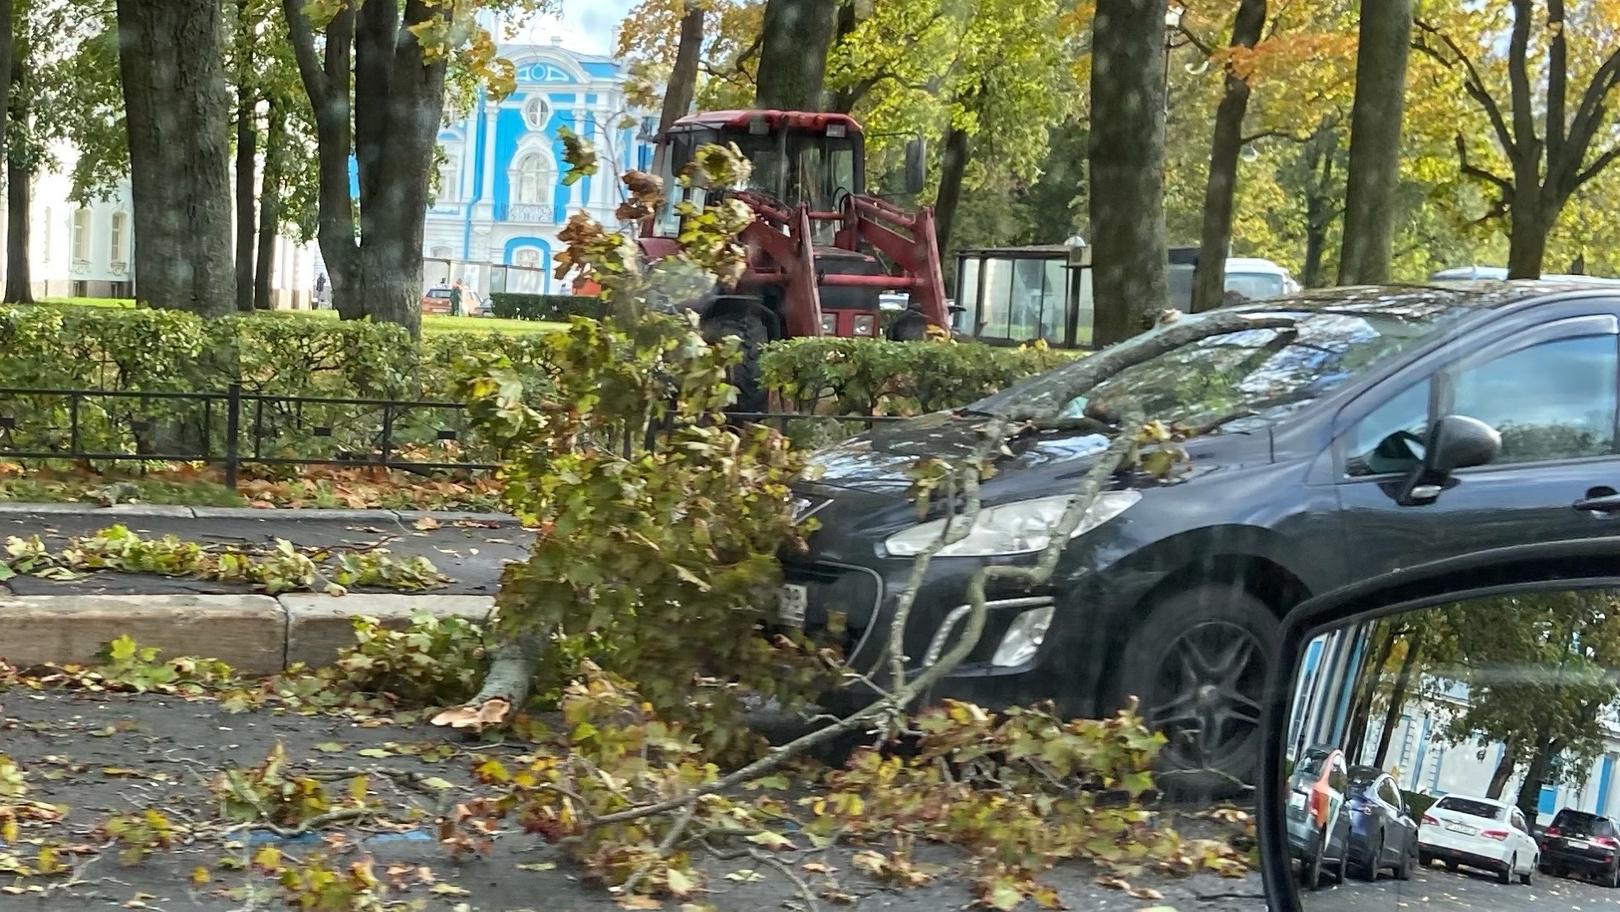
[1346,764,1386,780]
[1220,280,1618,321]
[1225,257,1287,274]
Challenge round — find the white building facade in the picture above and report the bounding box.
[422,39,655,297]
[5,141,314,307]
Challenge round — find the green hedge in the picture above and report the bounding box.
[0,305,560,465]
[488,293,605,322]
[761,337,1077,416]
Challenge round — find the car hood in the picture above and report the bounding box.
[801,411,1273,500]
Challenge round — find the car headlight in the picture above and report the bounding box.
[883,490,1141,558]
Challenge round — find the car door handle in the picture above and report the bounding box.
[1575,488,1620,512]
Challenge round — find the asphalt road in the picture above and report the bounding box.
[1307,860,1620,911]
[0,690,1269,912]
[0,509,530,596]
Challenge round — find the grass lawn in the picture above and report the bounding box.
[35,296,568,337]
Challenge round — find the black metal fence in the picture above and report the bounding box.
[0,387,910,489]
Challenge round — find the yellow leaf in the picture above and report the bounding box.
[190,865,211,886]
[666,867,695,898]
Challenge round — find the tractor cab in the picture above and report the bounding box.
[650,111,866,245]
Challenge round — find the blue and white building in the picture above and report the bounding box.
[422,38,655,297]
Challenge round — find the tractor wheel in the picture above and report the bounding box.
[702,313,769,414]
[887,310,930,341]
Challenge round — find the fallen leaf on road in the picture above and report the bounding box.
[429,884,470,896]
[1129,886,1165,901]
[312,742,345,753]
[356,747,394,759]
[514,862,557,872]
[413,516,442,531]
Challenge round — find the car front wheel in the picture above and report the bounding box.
[1120,581,1279,795]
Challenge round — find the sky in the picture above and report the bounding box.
[503,0,639,55]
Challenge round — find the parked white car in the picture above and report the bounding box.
[1417,793,1540,885]
[1223,257,1301,299]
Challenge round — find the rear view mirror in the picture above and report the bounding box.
[1264,583,1620,904]
[903,137,926,195]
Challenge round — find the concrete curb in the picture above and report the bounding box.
[0,501,520,526]
[0,592,495,673]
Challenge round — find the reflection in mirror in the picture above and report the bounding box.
[1284,588,1620,910]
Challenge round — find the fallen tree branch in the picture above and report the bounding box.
[431,620,552,729]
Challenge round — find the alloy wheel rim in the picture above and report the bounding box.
[1147,619,1268,769]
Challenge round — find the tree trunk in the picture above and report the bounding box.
[1337,0,1412,285]
[253,100,282,311]
[1089,0,1170,346]
[1516,733,1559,826]
[659,3,704,134]
[829,1,862,113]
[5,152,30,305]
[1372,633,1422,769]
[1343,624,1397,764]
[3,45,27,305]
[1506,188,1549,278]
[0,0,14,169]
[1191,0,1266,313]
[1486,738,1518,800]
[116,0,235,316]
[753,0,839,110]
[1301,126,1338,288]
[232,0,256,313]
[934,125,970,255]
[282,0,357,314]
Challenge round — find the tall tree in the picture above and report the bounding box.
[1089,0,1169,345]
[4,48,28,304]
[1336,0,1413,284]
[116,0,235,315]
[753,0,838,109]
[660,2,704,133]
[1417,2,1620,278]
[283,1,522,336]
[1189,0,1266,312]
[253,98,284,311]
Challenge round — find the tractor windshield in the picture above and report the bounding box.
[658,125,860,214]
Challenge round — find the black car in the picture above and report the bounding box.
[784,281,1620,787]
[1541,808,1620,886]
[1344,765,1419,881]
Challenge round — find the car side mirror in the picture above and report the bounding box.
[1399,414,1501,504]
[903,137,926,195]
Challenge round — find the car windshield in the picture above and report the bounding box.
[1436,797,1502,820]
[970,300,1471,431]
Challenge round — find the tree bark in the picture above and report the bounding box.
[829,1,862,114]
[116,0,235,316]
[659,3,704,134]
[4,145,30,304]
[753,0,840,110]
[232,0,256,313]
[1337,0,1413,285]
[1190,0,1266,313]
[1373,632,1422,770]
[1486,738,1518,800]
[1301,125,1339,288]
[253,100,282,311]
[0,0,14,168]
[1089,0,1169,346]
[1343,624,1397,765]
[3,41,27,305]
[1516,732,1559,825]
[933,125,970,255]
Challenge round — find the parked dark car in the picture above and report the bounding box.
[1540,808,1620,886]
[784,281,1620,788]
[1344,765,1419,881]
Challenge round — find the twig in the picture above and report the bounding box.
[703,841,820,912]
[620,802,697,896]
[225,805,375,838]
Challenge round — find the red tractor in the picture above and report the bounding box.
[638,110,951,410]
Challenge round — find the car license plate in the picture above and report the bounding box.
[1288,792,1307,810]
[1568,838,1591,849]
[778,584,808,626]
[1444,822,1474,835]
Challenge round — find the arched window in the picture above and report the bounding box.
[109,211,128,266]
[71,208,91,262]
[512,153,553,206]
[522,96,551,130]
[437,146,460,201]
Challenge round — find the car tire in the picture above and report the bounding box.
[1607,860,1619,889]
[701,313,769,414]
[1118,581,1279,796]
[1445,859,1459,871]
[1499,854,1515,885]
[1302,825,1328,891]
[1395,841,1415,881]
[1355,832,1383,882]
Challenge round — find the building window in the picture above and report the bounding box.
[109,211,128,266]
[437,146,460,202]
[522,96,551,130]
[512,153,554,206]
[71,208,91,262]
